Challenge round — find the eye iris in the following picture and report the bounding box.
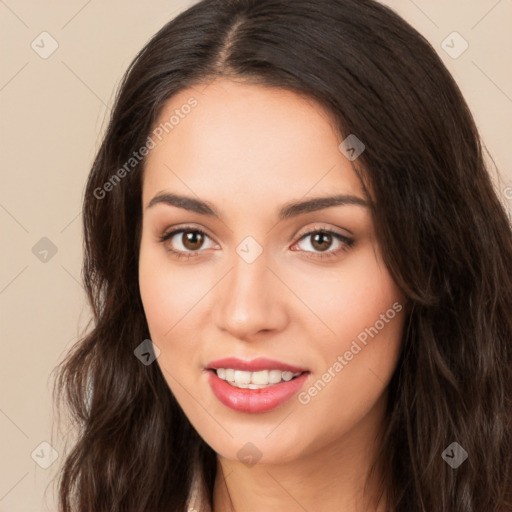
[311,232,332,251]
[183,231,204,250]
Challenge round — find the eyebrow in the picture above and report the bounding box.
[146,192,369,221]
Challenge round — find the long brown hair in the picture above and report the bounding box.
[53,0,512,510]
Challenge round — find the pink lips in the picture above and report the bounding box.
[205,357,310,413]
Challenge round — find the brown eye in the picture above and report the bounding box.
[310,232,333,252]
[294,228,354,260]
[158,226,217,259]
[181,230,205,251]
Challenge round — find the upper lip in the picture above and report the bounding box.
[206,357,309,373]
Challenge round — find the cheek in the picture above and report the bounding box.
[290,248,405,425]
[295,311,404,458]
[139,241,198,377]
[285,244,404,349]
[138,238,210,339]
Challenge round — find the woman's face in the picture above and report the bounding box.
[139,79,406,465]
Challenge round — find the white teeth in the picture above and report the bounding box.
[215,368,302,388]
[251,370,269,384]
[234,370,251,384]
[268,370,283,383]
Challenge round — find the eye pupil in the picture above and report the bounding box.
[311,232,332,251]
[183,231,204,250]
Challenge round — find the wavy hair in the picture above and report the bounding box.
[53,0,512,510]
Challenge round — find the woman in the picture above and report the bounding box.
[53,0,512,510]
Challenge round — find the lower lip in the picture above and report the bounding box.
[206,370,310,413]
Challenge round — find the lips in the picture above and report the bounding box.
[206,369,310,413]
[206,356,309,373]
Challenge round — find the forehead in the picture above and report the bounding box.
[142,79,364,207]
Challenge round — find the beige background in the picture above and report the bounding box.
[1,1,511,510]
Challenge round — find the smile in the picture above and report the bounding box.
[206,368,310,413]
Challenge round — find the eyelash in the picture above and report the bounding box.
[157,224,355,261]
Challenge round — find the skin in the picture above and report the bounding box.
[138,78,407,512]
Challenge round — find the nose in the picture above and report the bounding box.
[213,246,288,341]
